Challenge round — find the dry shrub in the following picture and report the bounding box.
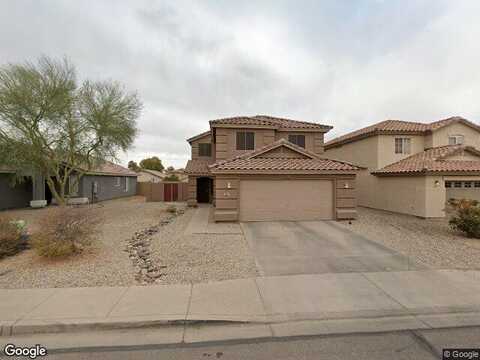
[166,205,177,214]
[31,206,103,258]
[0,216,26,259]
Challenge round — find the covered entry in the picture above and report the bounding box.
[197,177,214,203]
[239,179,334,221]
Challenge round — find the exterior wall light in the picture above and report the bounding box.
[344,183,349,189]
[434,180,440,187]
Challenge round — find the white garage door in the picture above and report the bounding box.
[239,179,334,222]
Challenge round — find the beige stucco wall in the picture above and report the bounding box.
[377,135,425,168]
[190,134,213,161]
[215,127,326,161]
[358,174,445,218]
[215,128,276,161]
[426,123,480,148]
[275,131,324,154]
[325,136,379,169]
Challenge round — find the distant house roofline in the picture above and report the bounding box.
[325,116,480,149]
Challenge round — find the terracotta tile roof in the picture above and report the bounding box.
[211,158,359,172]
[87,161,137,177]
[210,115,332,130]
[325,116,480,148]
[184,160,212,175]
[186,130,211,143]
[210,139,360,172]
[373,145,480,175]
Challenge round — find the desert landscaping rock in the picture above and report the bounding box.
[148,210,258,284]
[0,197,184,289]
[340,207,480,270]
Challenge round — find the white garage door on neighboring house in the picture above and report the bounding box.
[239,179,334,222]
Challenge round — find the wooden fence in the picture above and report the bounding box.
[137,182,188,202]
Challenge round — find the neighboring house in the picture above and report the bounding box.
[68,162,137,203]
[185,115,360,222]
[0,162,137,210]
[324,116,480,218]
[137,169,188,183]
[137,169,164,183]
[0,166,37,210]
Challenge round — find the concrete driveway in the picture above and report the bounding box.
[242,221,426,276]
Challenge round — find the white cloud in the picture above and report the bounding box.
[1,0,480,167]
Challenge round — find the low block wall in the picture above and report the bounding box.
[137,182,188,202]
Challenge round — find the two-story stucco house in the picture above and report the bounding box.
[185,115,361,222]
[324,116,480,218]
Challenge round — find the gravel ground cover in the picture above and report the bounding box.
[149,209,258,284]
[0,198,257,288]
[338,207,480,270]
[0,197,176,288]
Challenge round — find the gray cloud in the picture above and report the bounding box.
[1,0,479,167]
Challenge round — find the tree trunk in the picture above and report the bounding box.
[46,177,65,206]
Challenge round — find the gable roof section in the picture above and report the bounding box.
[210,115,332,131]
[325,116,480,149]
[373,145,480,175]
[185,160,212,175]
[186,130,211,143]
[139,169,164,178]
[209,139,360,173]
[85,161,137,177]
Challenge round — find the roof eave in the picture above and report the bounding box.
[186,130,211,143]
[209,123,278,130]
[325,130,425,150]
[210,169,360,175]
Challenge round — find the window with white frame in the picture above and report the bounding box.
[115,177,121,187]
[445,181,452,188]
[448,135,464,145]
[394,138,411,154]
[68,175,79,196]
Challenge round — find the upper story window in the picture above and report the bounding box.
[288,134,306,148]
[236,131,255,150]
[448,135,464,145]
[198,143,212,157]
[395,138,411,154]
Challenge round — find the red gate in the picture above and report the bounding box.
[164,183,178,202]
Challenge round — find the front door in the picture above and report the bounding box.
[197,177,212,203]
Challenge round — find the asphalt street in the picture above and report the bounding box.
[31,326,480,360]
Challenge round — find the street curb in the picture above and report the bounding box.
[3,311,480,340]
[6,318,254,337]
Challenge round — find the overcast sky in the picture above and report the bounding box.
[1,0,480,168]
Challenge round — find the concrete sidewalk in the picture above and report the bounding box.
[184,206,242,235]
[2,270,480,339]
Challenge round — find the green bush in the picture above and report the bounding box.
[166,205,177,214]
[449,199,480,238]
[0,216,26,259]
[31,206,102,258]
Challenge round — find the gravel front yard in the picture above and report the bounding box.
[340,207,480,270]
[0,197,257,288]
[148,210,258,284]
[0,197,176,289]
